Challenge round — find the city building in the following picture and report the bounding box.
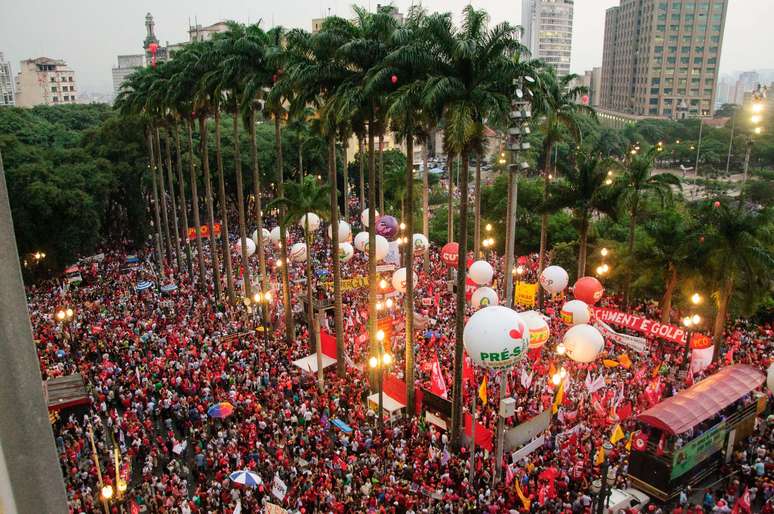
[521,0,574,76]
[600,0,728,120]
[0,53,14,106]
[111,54,144,98]
[570,67,602,107]
[314,4,403,34]
[14,57,77,107]
[189,21,230,42]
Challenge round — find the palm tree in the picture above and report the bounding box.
[619,145,681,307]
[421,6,525,448]
[269,176,331,390]
[531,68,593,304]
[544,151,623,278]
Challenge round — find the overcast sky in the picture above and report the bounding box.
[1,0,773,95]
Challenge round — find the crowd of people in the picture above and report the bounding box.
[29,197,773,514]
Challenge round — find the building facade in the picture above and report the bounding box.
[14,57,77,107]
[521,0,574,76]
[600,0,728,119]
[0,53,14,106]
[111,54,144,98]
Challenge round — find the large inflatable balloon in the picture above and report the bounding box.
[233,238,256,258]
[353,231,369,252]
[471,286,498,309]
[338,242,354,263]
[412,234,429,255]
[540,265,569,295]
[361,208,379,228]
[289,242,307,263]
[463,306,529,369]
[375,215,399,239]
[364,235,389,261]
[441,242,459,267]
[298,212,321,232]
[520,310,550,350]
[561,299,591,326]
[391,267,418,293]
[269,226,283,246]
[252,228,270,246]
[327,220,352,242]
[573,276,605,305]
[469,260,494,285]
[562,324,604,363]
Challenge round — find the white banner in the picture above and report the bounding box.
[510,434,545,464]
[272,475,287,502]
[594,320,648,354]
[690,346,714,373]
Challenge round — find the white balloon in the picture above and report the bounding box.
[361,208,379,228]
[327,220,352,242]
[252,228,270,246]
[470,286,498,309]
[338,242,354,262]
[289,242,307,262]
[561,300,591,326]
[391,267,418,293]
[269,226,282,245]
[298,212,321,232]
[365,235,389,262]
[463,306,529,369]
[563,324,604,363]
[520,310,550,349]
[235,237,256,258]
[353,232,369,252]
[540,265,569,295]
[469,260,494,285]
[768,363,774,394]
[412,233,429,255]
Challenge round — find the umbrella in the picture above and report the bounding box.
[160,283,178,293]
[332,418,353,433]
[229,470,263,488]
[135,280,153,292]
[207,402,234,419]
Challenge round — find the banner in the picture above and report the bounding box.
[670,421,726,479]
[514,282,538,307]
[320,276,368,292]
[505,410,551,450]
[592,307,687,345]
[594,320,648,353]
[265,503,288,514]
[690,332,714,373]
[272,474,288,502]
[187,223,221,240]
[511,435,545,464]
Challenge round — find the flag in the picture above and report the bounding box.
[462,352,474,385]
[586,374,606,394]
[611,424,625,444]
[632,431,649,452]
[603,359,619,368]
[732,487,751,513]
[594,446,605,466]
[552,378,564,414]
[520,368,533,389]
[505,463,514,486]
[515,480,531,511]
[616,401,633,421]
[430,355,448,398]
[548,361,556,381]
[625,432,633,451]
[479,375,488,405]
[618,354,632,369]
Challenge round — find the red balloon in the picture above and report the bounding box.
[441,242,459,267]
[581,95,589,105]
[391,74,398,84]
[573,276,604,305]
[713,201,721,208]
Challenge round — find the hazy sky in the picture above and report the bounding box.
[1,0,773,94]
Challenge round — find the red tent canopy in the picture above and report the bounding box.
[637,364,765,435]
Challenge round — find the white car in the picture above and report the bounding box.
[604,488,651,513]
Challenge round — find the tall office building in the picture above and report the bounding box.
[600,0,728,120]
[111,54,144,98]
[521,0,574,76]
[0,53,14,106]
[14,57,77,107]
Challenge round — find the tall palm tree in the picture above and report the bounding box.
[270,176,331,390]
[531,68,593,304]
[421,6,526,448]
[619,145,681,307]
[544,151,623,278]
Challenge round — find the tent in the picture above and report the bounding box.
[367,392,406,421]
[292,353,336,373]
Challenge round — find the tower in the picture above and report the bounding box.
[144,12,158,48]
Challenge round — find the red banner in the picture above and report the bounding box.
[591,307,687,345]
[187,223,221,240]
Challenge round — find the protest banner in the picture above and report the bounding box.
[591,307,687,344]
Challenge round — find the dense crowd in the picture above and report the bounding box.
[28,198,773,514]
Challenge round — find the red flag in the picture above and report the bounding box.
[129,500,140,514]
[505,463,514,486]
[632,431,649,452]
[430,354,448,398]
[616,401,633,421]
[733,487,751,513]
[462,352,474,385]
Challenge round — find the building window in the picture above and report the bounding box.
[693,57,703,64]
[51,86,57,92]
[52,97,58,102]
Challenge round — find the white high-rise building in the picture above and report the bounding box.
[111,54,144,99]
[0,53,14,106]
[521,0,574,76]
[14,57,77,107]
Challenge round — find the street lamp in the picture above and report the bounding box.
[370,329,391,430]
[744,84,767,182]
[691,292,702,305]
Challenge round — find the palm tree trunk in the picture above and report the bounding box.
[378,133,385,213]
[624,199,639,308]
[342,138,350,221]
[155,129,174,269]
[215,110,236,304]
[330,135,345,378]
[404,129,415,416]
[713,274,734,346]
[474,154,481,257]
[249,109,269,313]
[577,214,589,278]
[422,137,430,273]
[187,119,207,292]
[298,134,304,185]
[659,263,678,323]
[446,152,454,243]
[276,114,294,343]
[147,128,165,278]
[199,115,222,301]
[450,148,469,449]
[359,137,365,211]
[164,130,184,273]
[305,219,323,391]
[173,123,194,278]
[233,111,252,300]
[367,120,378,393]
[537,141,554,308]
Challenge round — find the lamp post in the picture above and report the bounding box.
[369,329,391,431]
[744,85,768,183]
[56,307,75,342]
[87,424,111,514]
